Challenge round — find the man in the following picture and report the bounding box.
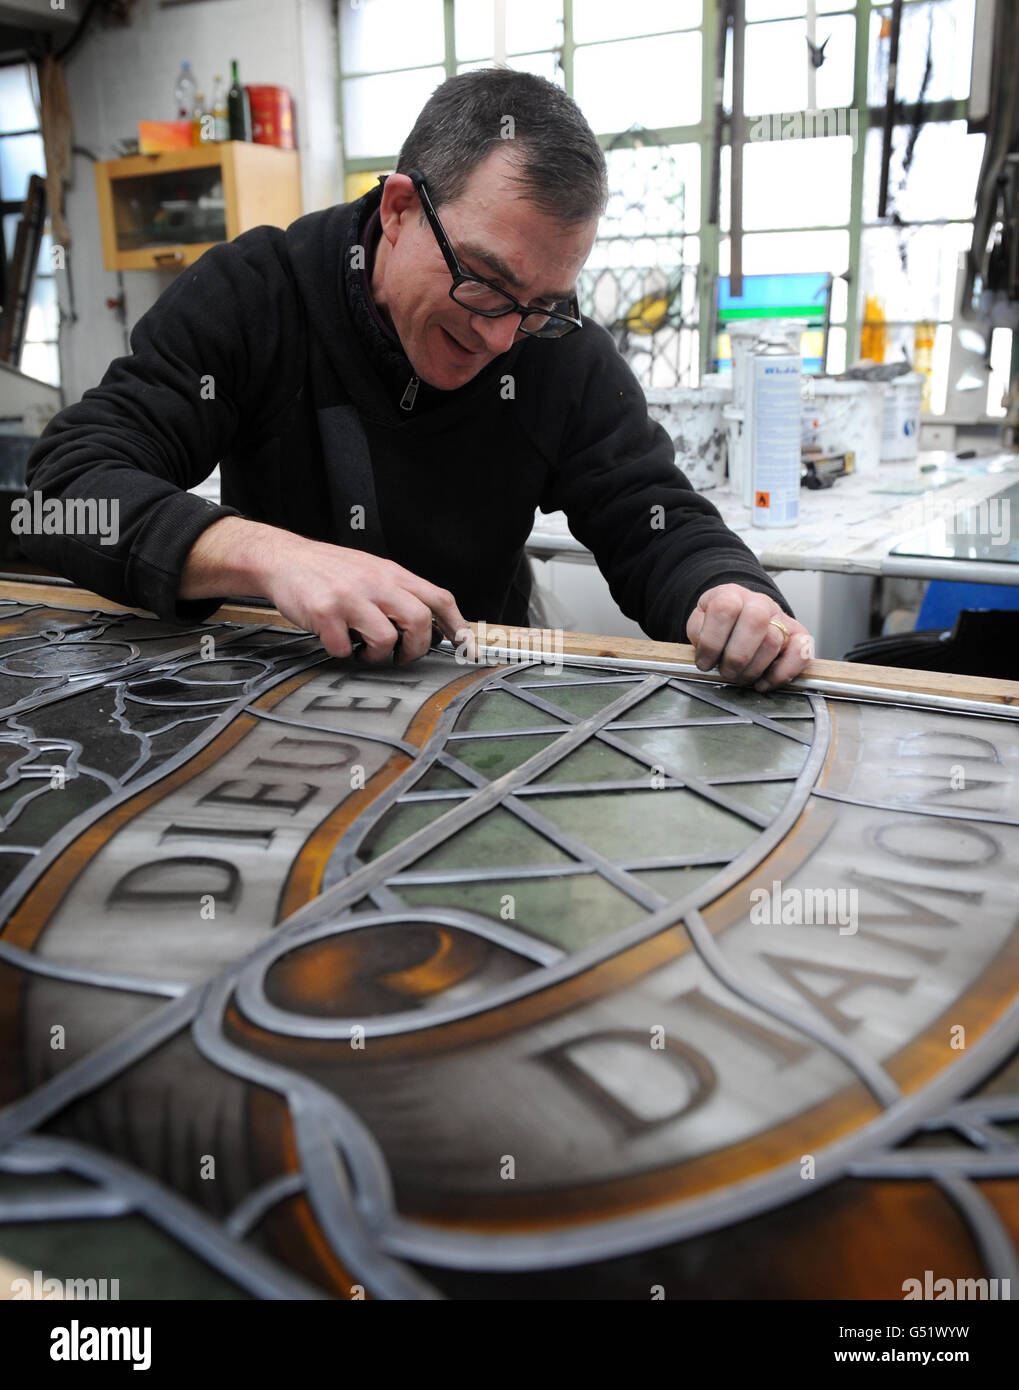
[23,68,810,691]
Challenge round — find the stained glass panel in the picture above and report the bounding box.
[2,588,1018,1305]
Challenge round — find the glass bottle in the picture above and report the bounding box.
[227,59,251,142]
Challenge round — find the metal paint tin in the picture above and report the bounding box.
[245,85,296,149]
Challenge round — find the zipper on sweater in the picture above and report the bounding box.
[400,376,419,411]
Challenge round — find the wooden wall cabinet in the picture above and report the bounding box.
[94,142,303,272]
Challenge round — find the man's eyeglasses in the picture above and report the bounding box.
[404,168,583,341]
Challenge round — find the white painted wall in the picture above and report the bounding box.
[56,0,340,406]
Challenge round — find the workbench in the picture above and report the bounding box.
[529,449,1019,586]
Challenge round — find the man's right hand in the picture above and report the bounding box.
[180,516,472,665]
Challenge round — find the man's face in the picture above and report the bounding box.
[371,147,598,391]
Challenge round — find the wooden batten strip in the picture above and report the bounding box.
[0,581,1014,707]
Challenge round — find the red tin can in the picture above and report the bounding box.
[245,85,295,149]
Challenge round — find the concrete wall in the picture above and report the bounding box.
[56,0,340,406]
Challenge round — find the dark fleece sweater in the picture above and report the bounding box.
[22,181,791,635]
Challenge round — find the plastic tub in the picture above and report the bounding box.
[801,378,885,473]
[646,385,732,492]
[880,372,925,462]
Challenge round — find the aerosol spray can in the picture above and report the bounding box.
[748,334,802,527]
[724,319,766,499]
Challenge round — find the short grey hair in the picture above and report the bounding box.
[396,68,607,225]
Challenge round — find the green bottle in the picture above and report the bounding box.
[227,59,251,141]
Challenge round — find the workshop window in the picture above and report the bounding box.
[859,121,987,413]
[862,120,984,224]
[743,14,855,114]
[457,0,564,56]
[458,53,563,83]
[745,0,849,17]
[866,0,974,105]
[339,0,446,71]
[573,31,703,132]
[721,137,854,230]
[338,0,996,412]
[720,230,851,278]
[341,66,447,161]
[572,0,703,42]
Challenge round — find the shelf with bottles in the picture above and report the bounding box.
[174,59,251,144]
[93,141,302,272]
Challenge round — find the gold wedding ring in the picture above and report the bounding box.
[769,618,790,649]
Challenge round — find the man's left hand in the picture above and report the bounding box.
[685,584,813,692]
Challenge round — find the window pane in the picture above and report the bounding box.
[0,63,37,133]
[507,50,561,81]
[744,15,855,114]
[573,0,701,42]
[746,0,848,17]
[456,1,495,61]
[603,141,700,233]
[342,67,446,159]
[831,271,848,321]
[931,321,952,413]
[340,0,444,72]
[987,327,1013,419]
[721,136,853,229]
[746,0,805,16]
[867,0,974,106]
[459,51,563,83]
[581,140,698,375]
[719,229,849,276]
[0,132,44,203]
[19,341,59,386]
[574,32,701,133]
[826,324,847,373]
[24,276,59,341]
[3,211,19,260]
[455,0,563,59]
[344,168,389,202]
[863,122,984,223]
[505,0,563,51]
[860,222,972,322]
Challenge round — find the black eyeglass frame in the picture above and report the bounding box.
[403,168,584,340]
